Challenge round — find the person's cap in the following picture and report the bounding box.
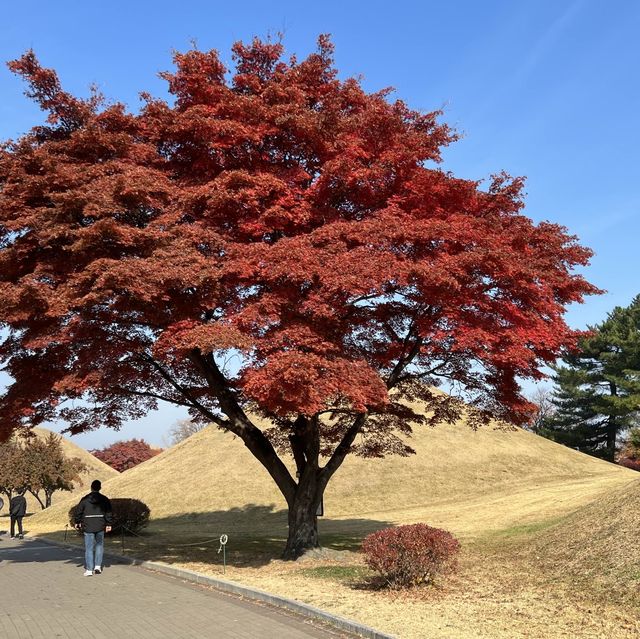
[91,480,102,491]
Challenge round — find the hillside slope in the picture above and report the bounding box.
[525,477,639,606]
[23,427,118,513]
[28,405,634,538]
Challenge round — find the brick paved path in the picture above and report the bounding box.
[0,535,352,639]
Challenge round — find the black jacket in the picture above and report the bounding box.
[10,495,27,518]
[75,491,113,533]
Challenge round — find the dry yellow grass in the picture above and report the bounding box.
[523,477,640,607]
[22,427,118,513]
[27,408,639,638]
[28,409,632,532]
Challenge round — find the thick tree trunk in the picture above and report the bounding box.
[187,351,366,560]
[284,499,319,560]
[282,474,323,560]
[280,413,366,559]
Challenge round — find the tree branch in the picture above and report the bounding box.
[28,489,45,510]
[387,334,423,389]
[288,415,308,477]
[112,386,195,408]
[319,413,367,490]
[138,353,228,427]
[396,355,453,384]
[189,349,297,503]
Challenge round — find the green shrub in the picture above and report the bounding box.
[361,523,460,588]
[68,497,150,535]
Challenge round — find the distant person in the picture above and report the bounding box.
[10,488,27,539]
[74,479,113,576]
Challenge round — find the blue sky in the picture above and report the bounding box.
[1,1,638,447]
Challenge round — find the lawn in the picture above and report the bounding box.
[25,417,640,638]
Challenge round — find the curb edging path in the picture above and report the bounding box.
[32,536,396,639]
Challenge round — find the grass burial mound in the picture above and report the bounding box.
[29,406,632,538]
[524,477,640,607]
[22,427,118,514]
[27,407,638,639]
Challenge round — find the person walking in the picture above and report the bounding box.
[74,479,113,576]
[10,488,27,539]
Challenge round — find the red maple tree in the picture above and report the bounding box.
[92,438,160,472]
[0,37,599,557]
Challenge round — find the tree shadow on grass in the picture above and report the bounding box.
[33,504,393,569]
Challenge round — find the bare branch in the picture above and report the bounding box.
[112,385,192,407]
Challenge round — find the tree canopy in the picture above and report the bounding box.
[542,295,640,461]
[92,438,160,472]
[0,37,598,556]
[0,432,86,507]
[0,440,26,501]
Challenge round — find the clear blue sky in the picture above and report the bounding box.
[1,0,638,447]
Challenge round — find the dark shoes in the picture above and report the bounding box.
[94,567,102,575]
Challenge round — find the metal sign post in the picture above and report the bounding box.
[217,534,228,574]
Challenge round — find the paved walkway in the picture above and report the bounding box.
[0,535,352,639]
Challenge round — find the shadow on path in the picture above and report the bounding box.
[0,533,357,638]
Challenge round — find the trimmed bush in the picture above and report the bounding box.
[69,498,150,535]
[92,439,161,472]
[619,457,640,471]
[361,523,460,588]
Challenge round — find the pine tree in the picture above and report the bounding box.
[542,296,640,460]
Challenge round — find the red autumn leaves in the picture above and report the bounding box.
[0,36,597,445]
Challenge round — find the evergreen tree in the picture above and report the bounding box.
[542,296,640,461]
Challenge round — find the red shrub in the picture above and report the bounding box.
[92,439,161,472]
[362,523,460,588]
[619,457,640,471]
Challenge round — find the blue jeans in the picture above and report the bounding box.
[84,531,104,571]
